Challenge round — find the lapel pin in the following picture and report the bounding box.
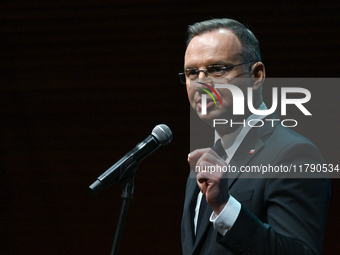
[249,149,255,154]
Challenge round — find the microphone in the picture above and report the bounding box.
[89,124,173,195]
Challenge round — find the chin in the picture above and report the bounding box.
[197,113,213,123]
[198,106,235,122]
[196,109,220,125]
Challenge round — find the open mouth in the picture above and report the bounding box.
[197,97,217,110]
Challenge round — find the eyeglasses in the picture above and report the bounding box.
[178,60,257,84]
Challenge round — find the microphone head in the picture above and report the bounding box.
[152,124,173,145]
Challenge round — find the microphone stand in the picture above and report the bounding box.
[110,172,136,255]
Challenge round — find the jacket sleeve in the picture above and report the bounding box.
[217,142,331,255]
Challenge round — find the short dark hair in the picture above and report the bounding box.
[187,18,261,63]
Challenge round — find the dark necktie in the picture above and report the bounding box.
[212,138,227,160]
[196,139,227,234]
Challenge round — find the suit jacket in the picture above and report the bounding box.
[181,118,331,255]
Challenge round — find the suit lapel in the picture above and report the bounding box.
[183,173,199,250]
[193,202,212,251]
[228,116,279,189]
[185,173,214,253]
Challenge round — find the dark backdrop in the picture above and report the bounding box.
[1,1,339,254]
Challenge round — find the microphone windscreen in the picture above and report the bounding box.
[152,124,173,145]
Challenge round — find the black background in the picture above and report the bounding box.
[1,1,339,254]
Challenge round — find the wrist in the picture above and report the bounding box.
[212,191,230,215]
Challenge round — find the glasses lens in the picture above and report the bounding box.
[207,65,226,77]
[185,68,199,80]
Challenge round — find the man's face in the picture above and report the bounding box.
[185,29,253,126]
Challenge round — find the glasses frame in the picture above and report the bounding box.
[178,60,258,84]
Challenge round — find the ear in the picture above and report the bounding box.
[251,62,265,91]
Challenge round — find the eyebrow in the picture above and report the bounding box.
[184,61,235,69]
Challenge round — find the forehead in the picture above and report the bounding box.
[184,29,243,67]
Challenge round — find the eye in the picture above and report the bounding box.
[185,68,199,77]
[207,65,226,76]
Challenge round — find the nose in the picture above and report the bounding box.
[198,69,208,79]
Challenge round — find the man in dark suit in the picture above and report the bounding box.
[180,18,330,255]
